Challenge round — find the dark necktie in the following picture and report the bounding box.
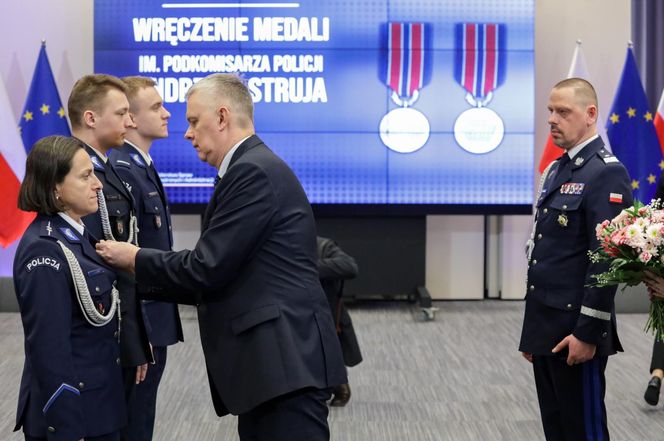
[213,175,221,187]
[553,153,571,180]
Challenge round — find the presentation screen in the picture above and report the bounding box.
[94,0,534,214]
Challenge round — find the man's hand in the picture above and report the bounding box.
[521,352,533,363]
[552,334,596,366]
[96,241,139,274]
[135,363,148,384]
[644,270,664,300]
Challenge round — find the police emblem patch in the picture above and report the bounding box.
[59,228,80,242]
[26,256,61,272]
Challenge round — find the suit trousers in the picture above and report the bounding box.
[26,432,120,441]
[533,355,609,441]
[238,387,332,441]
[124,346,168,441]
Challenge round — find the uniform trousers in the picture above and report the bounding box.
[237,387,331,441]
[533,355,609,441]
[124,346,168,441]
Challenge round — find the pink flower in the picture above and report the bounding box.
[640,251,653,263]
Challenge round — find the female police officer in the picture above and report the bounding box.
[13,136,126,441]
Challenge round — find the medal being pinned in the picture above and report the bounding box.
[378,22,432,154]
[453,23,506,154]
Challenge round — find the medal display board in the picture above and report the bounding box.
[94,0,534,214]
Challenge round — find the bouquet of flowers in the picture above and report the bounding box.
[589,200,664,340]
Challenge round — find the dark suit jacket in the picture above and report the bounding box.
[136,135,347,415]
[110,143,183,347]
[14,215,126,440]
[80,144,152,367]
[317,236,363,367]
[519,137,633,356]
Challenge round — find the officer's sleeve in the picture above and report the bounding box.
[136,161,278,298]
[573,163,633,344]
[15,241,85,440]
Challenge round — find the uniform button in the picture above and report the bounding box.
[529,285,535,291]
[78,382,85,389]
[154,206,159,211]
[48,426,55,433]
[543,208,548,214]
[566,304,573,309]
[113,331,119,338]
[116,358,121,365]
[532,260,537,265]
[562,204,568,210]
[601,332,608,338]
[95,286,100,292]
[537,234,542,240]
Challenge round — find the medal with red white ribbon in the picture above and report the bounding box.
[378,22,432,153]
[453,22,506,154]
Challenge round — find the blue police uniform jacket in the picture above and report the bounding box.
[519,137,633,356]
[13,215,126,441]
[80,143,152,367]
[109,143,183,347]
[135,135,347,415]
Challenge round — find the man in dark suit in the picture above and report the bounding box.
[519,78,633,441]
[317,236,363,406]
[109,76,184,441]
[97,73,346,441]
[68,75,152,414]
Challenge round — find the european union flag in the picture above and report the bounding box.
[606,47,662,203]
[19,42,70,152]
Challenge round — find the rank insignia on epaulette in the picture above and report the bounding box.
[557,214,568,227]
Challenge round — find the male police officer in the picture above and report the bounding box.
[519,78,632,441]
[68,74,152,417]
[110,76,183,441]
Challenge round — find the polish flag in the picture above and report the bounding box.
[0,78,35,247]
[655,90,664,155]
[538,41,612,173]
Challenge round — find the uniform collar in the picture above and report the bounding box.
[57,212,85,236]
[125,140,152,166]
[566,134,599,159]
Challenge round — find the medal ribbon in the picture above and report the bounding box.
[381,22,432,99]
[454,23,506,99]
